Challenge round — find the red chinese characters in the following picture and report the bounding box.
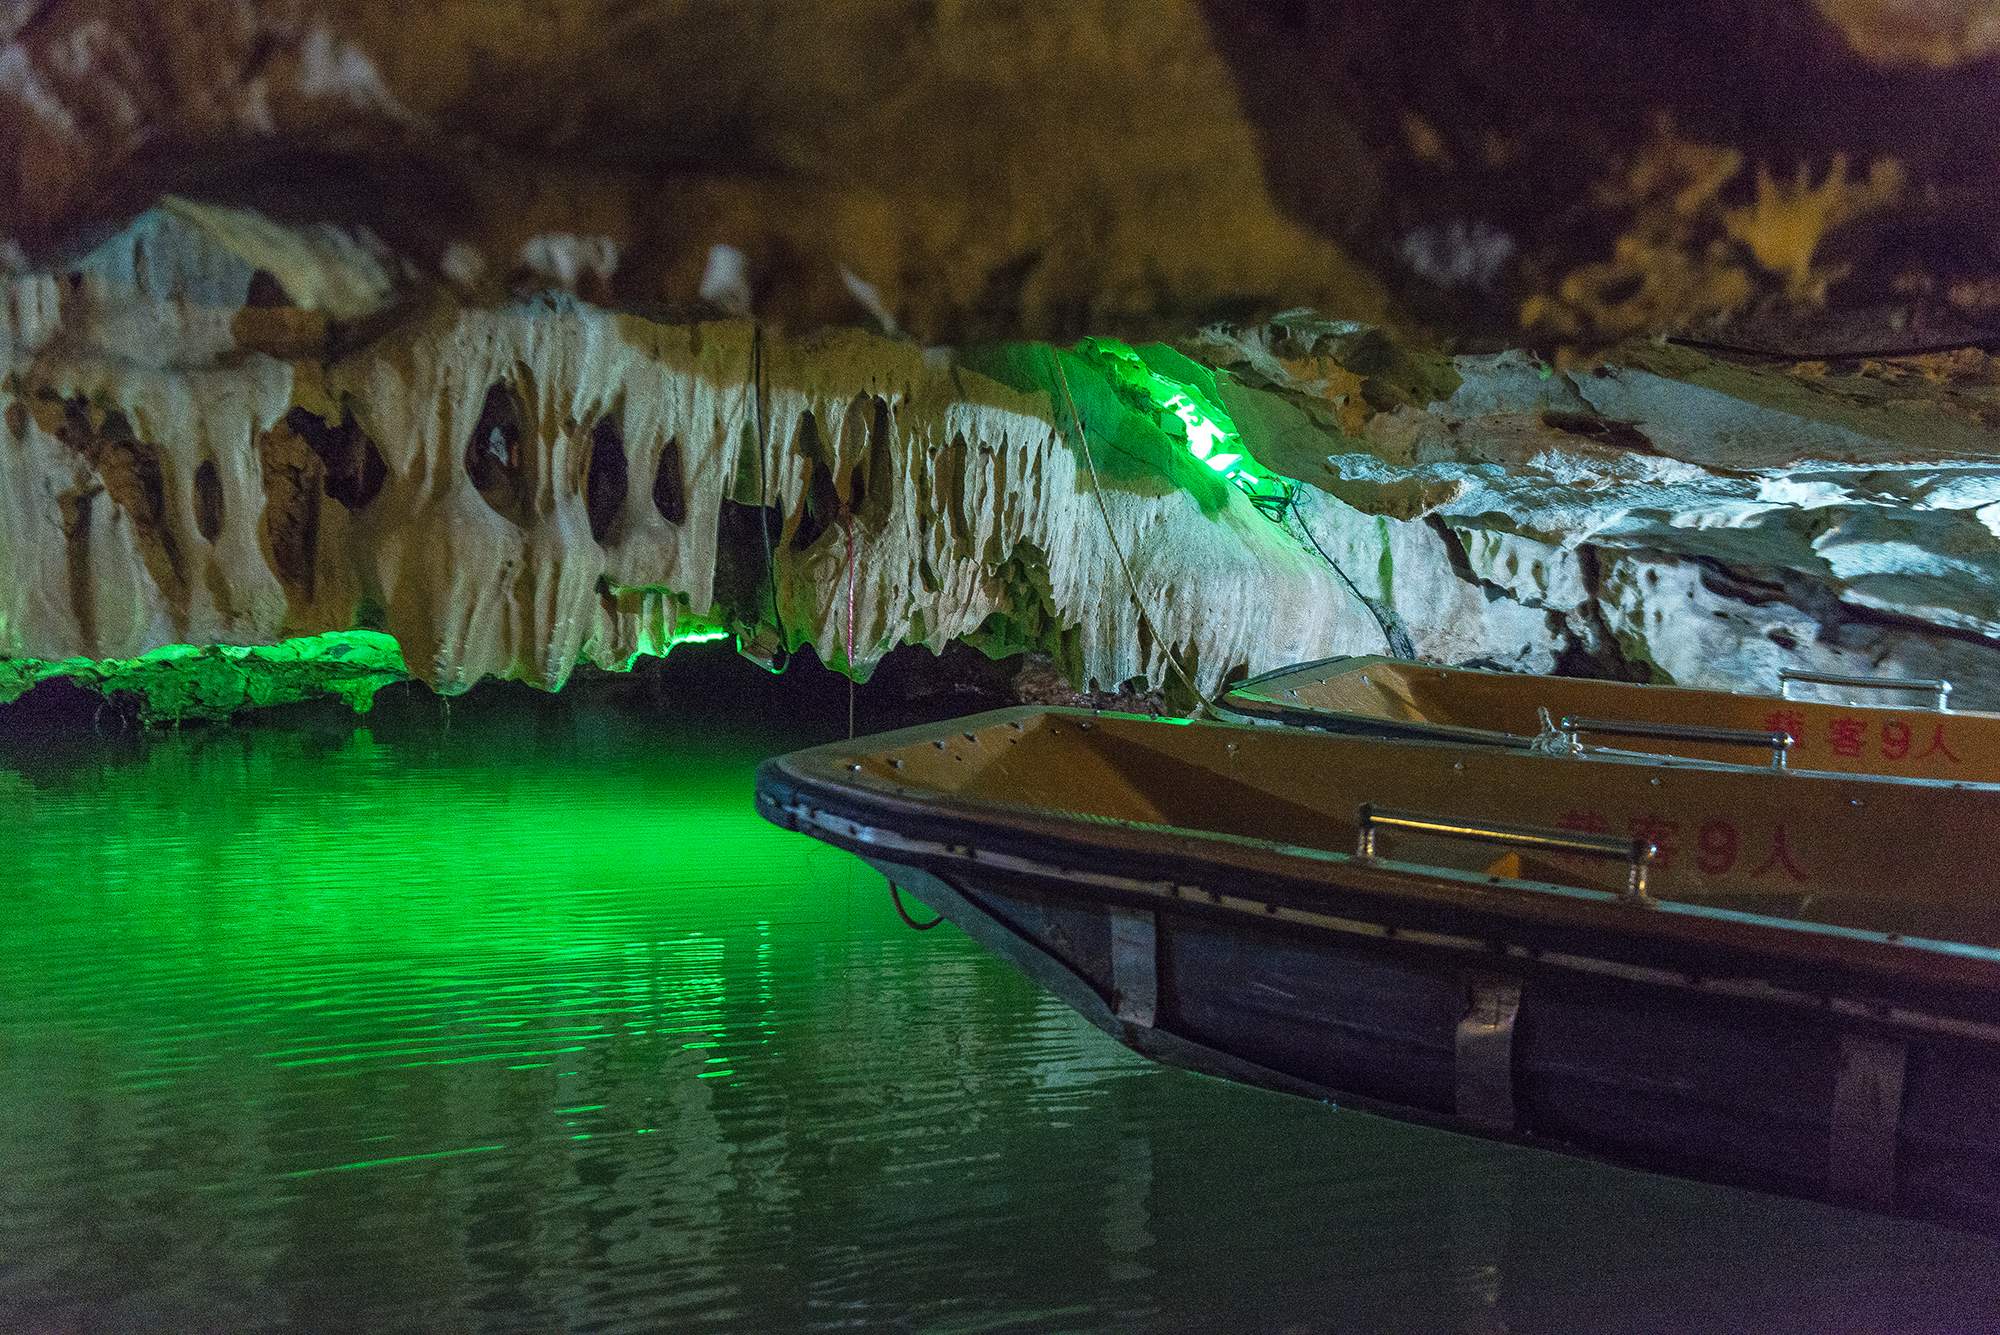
[1918,722,1962,764]
[1750,824,1809,882]
[1552,812,1808,884]
[1552,808,1612,875]
[1827,717,1865,757]
[1627,814,1679,872]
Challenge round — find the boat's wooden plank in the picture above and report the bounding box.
[1110,906,1158,1026]
[963,877,1113,995]
[886,862,1364,1110]
[1456,977,1522,1131]
[1828,1033,1907,1209]
[1515,983,1842,1196]
[1899,1043,2000,1225]
[1164,915,1460,1114]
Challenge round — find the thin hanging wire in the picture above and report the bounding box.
[1287,490,1415,658]
[1047,347,1214,714]
[844,516,858,739]
[752,324,787,671]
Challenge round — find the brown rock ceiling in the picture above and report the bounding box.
[1200,0,2000,352]
[4,0,1997,350]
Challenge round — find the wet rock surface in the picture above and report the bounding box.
[0,0,1390,343]
[1199,0,2000,351]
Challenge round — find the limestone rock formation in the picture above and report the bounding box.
[1200,0,2000,350]
[14,0,1997,353]
[1200,321,2000,708]
[1,207,1381,713]
[8,203,1999,718]
[0,0,1390,343]
[1814,0,2000,67]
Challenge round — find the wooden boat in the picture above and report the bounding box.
[756,707,2000,1232]
[1220,655,2000,783]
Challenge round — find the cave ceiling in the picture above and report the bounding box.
[5,0,1997,349]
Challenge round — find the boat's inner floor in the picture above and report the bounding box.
[847,711,2000,945]
[1233,658,2000,784]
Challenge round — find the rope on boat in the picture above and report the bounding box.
[1048,348,1215,714]
[889,881,946,930]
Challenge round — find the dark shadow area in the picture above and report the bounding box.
[1197,0,2000,351]
[0,637,1052,779]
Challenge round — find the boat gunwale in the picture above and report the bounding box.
[1221,657,2000,784]
[1229,654,2000,718]
[756,706,2000,1020]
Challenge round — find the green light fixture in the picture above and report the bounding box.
[1071,337,1296,518]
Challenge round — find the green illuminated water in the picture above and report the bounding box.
[5,666,1999,1333]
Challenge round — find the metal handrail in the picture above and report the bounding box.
[1356,803,1656,903]
[1780,668,1951,712]
[1559,715,1795,769]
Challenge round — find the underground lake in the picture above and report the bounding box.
[3,645,1999,1333]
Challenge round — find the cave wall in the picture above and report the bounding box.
[4,0,2000,715]
[1209,321,2000,706]
[11,0,1996,350]
[8,204,1999,716]
[1200,0,2000,350]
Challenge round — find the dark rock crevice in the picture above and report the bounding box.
[284,405,386,512]
[46,395,188,626]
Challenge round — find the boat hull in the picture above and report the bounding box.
[758,723,2000,1233]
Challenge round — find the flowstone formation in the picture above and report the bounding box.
[0,208,1380,716]
[6,205,2000,719]
[1206,321,2000,708]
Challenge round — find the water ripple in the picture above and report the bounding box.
[3,714,1999,1332]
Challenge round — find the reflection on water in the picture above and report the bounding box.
[4,678,1999,1333]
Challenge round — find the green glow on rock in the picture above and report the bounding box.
[959,342,1234,516]
[2,330,1298,724]
[1,616,734,722]
[0,630,409,719]
[1072,337,1296,517]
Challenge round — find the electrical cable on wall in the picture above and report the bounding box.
[1287,490,1416,659]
